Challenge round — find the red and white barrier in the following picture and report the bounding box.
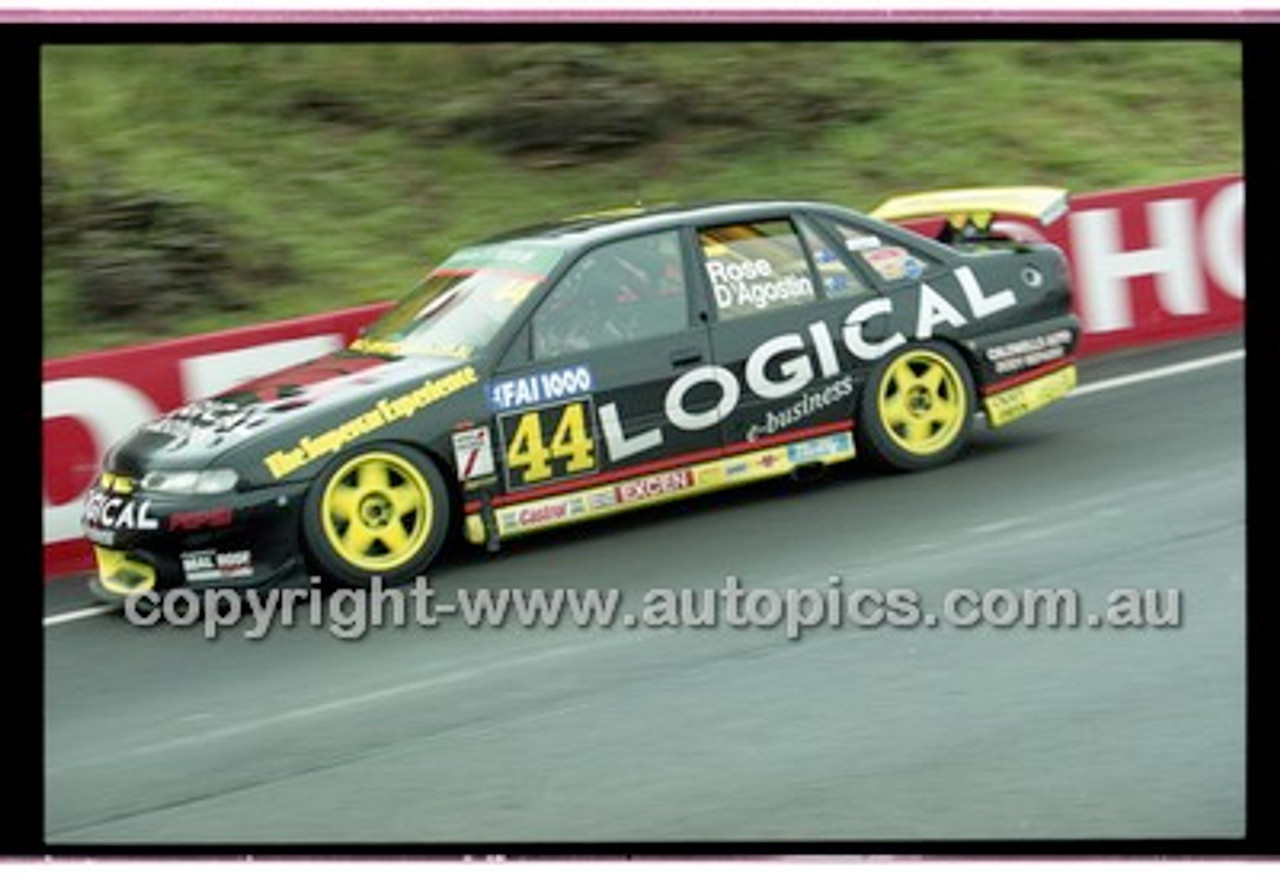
[1055,175,1243,355]
[42,174,1243,579]
[43,303,390,576]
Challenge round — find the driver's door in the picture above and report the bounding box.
[488,229,720,499]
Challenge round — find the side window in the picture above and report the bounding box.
[796,217,872,300]
[532,230,688,360]
[698,219,819,321]
[834,221,934,284]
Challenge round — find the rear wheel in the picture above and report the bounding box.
[302,443,451,588]
[856,341,975,471]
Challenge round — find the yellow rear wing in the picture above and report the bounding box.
[870,186,1070,229]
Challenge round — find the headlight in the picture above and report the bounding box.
[140,468,239,495]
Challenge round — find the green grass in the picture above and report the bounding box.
[41,40,1242,358]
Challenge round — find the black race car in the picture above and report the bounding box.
[83,189,1080,599]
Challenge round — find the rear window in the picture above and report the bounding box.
[832,221,934,284]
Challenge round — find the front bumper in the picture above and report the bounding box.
[82,476,312,600]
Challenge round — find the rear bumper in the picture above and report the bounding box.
[980,362,1077,428]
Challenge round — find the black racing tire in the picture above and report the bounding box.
[856,340,976,472]
[301,442,452,589]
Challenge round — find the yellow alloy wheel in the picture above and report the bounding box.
[876,347,969,457]
[319,450,434,572]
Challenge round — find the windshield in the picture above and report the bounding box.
[353,241,565,360]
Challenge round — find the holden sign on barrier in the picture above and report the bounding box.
[1061,175,1244,353]
[42,305,389,576]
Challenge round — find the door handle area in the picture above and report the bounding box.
[669,347,704,368]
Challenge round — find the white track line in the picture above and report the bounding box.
[1070,348,1243,397]
[43,604,118,626]
[42,346,1245,630]
[57,632,647,767]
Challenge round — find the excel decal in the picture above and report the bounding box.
[498,396,600,490]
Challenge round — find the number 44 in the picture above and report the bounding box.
[506,400,596,485]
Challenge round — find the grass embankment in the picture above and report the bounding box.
[41,41,1242,358]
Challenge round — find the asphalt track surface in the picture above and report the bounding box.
[44,334,1246,845]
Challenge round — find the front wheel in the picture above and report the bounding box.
[301,443,451,588]
[856,341,976,472]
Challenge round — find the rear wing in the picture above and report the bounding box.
[869,186,1069,245]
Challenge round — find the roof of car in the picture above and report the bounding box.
[479,199,861,247]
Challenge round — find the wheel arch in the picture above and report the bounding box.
[374,433,467,543]
[854,335,978,472]
[925,333,985,414]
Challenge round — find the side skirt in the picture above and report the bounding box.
[463,426,856,545]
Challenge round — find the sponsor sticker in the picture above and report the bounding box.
[787,432,855,464]
[181,548,253,582]
[348,338,475,360]
[489,365,594,412]
[442,243,563,276]
[844,235,882,252]
[84,527,116,547]
[587,488,620,511]
[510,501,569,529]
[696,465,723,485]
[263,364,479,479]
[496,493,600,535]
[451,426,496,481]
[862,246,924,282]
[823,274,853,295]
[146,399,269,442]
[984,329,1075,375]
[614,469,695,504]
[168,507,234,532]
[495,467,700,537]
[745,377,855,442]
[83,489,160,531]
[983,365,1077,428]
